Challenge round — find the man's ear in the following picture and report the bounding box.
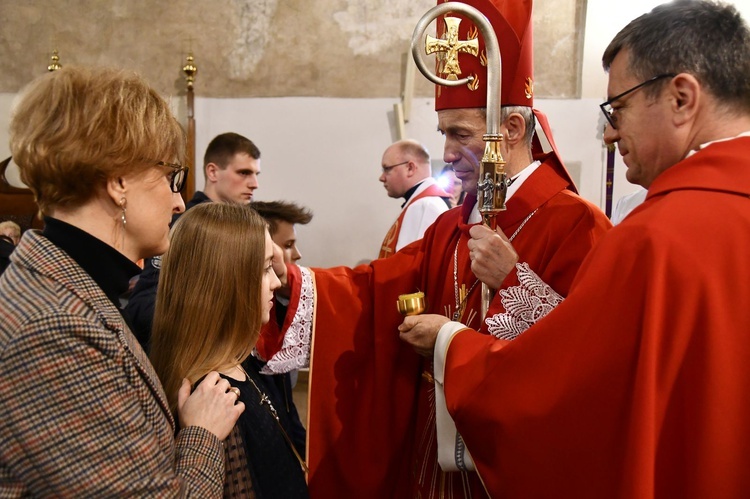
[406,160,416,176]
[504,113,526,145]
[669,73,700,127]
[205,162,219,182]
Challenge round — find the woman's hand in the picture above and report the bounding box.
[177,371,244,440]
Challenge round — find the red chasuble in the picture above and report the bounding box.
[443,137,750,498]
[378,183,450,259]
[265,155,611,498]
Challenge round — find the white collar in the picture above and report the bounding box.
[506,160,541,201]
[688,130,750,158]
[403,177,438,208]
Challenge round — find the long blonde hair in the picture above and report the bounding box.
[150,203,266,413]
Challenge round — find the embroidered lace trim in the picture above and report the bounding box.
[261,267,314,374]
[484,262,563,340]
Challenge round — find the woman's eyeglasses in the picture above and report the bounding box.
[156,161,189,193]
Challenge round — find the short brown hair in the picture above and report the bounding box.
[203,132,261,174]
[150,203,267,413]
[9,66,185,214]
[602,0,750,111]
[250,200,313,235]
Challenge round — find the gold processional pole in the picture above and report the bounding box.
[411,2,506,320]
[182,51,198,202]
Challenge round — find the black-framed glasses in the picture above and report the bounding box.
[156,161,189,193]
[381,160,409,175]
[599,73,675,129]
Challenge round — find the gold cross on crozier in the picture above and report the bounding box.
[425,17,479,80]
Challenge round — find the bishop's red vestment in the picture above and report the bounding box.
[261,154,611,498]
[442,137,750,498]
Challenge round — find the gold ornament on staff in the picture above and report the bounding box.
[47,49,62,72]
[183,51,197,89]
[411,2,507,320]
[182,50,198,200]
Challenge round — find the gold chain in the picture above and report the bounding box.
[452,238,479,321]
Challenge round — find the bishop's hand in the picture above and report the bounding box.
[398,314,450,357]
[467,224,518,289]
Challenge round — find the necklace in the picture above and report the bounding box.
[452,238,480,321]
[451,208,539,322]
[237,364,309,473]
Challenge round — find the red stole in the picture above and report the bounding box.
[378,183,449,259]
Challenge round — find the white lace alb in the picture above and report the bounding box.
[261,266,314,374]
[484,262,563,340]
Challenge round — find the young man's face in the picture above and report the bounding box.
[207,152,260,204]
[272,221,302,263]
[261,229,281,324]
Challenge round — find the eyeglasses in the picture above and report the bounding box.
[381,160,409,175]
[599,73,675,129]
[156,161,189,193]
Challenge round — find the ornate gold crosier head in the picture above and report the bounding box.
[412,1,510,320]
[412,2,508,224]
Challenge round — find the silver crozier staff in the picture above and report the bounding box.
[411,1,507,319]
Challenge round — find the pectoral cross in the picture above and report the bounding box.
[456,283,469,316]
[425,17,479,80]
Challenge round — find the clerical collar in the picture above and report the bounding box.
[467,160,542,224]
[43,217,141,310]
[506,160,541,200]
[688,130,750,158]
[401,180,426,208]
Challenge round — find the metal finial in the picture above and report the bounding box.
[183,52,197,89]
[47,49,62,72]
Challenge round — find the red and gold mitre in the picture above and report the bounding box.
[431,0,578,192]
[433,0,534,110]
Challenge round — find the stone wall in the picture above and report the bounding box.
[0,0,585,98]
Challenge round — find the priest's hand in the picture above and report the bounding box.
[468,224,518,289]
[398,314,450,357]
